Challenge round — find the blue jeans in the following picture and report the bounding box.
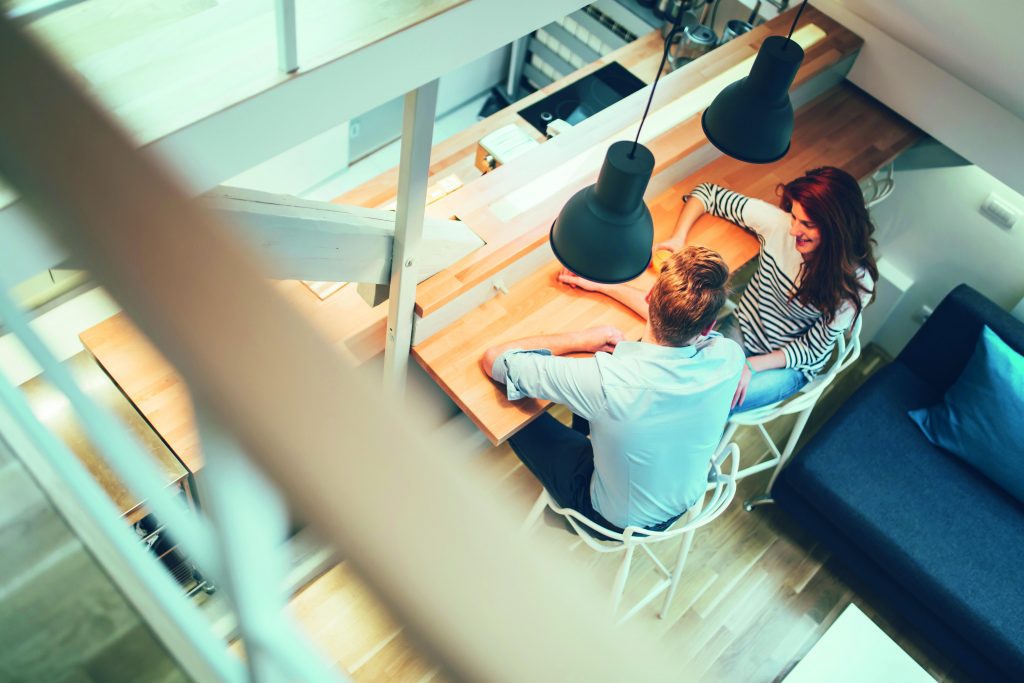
[718,314,808,413]
[733,367,807,413]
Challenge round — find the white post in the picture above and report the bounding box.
[0,290,243,683]
[196,409,348,683]
[274,0,298,74]
[383,80,439,394]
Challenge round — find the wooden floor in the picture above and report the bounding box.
[288,346,969,683]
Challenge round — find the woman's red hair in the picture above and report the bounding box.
[779,166,878,323]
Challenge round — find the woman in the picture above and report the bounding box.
[559,166,877,412]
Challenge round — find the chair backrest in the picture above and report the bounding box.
[800,313,863,395]
[551,444,740,553]
[739,313,863,421]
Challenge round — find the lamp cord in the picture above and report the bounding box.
[629,18,681,159]
[630,0,808,157]
[783,0,809,47]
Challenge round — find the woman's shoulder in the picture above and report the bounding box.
[854,263,876,288]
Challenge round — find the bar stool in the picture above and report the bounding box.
[717,316,863,510]
[522,443,740,623]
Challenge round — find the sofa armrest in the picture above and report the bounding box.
[897,284,1024,394]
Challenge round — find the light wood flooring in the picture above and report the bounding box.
[287,346,969,683]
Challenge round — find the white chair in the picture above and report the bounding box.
[521,443,740,623]
[718,315,863,510]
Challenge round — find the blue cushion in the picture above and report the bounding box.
[909,326,1024,503]
[778,363,1024,678]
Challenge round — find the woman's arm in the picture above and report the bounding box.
[661,183,787,259]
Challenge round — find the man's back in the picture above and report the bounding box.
[588,336,742,528]
[495,334,742,528]
[487,246,745,532]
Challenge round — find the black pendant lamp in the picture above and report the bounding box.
[549,141,655,283]
[549,13,687,283]
[702,0,808,163]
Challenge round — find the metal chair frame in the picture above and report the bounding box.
[522,443,740,623]
[719,315,863,510]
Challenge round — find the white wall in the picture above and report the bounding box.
[811,0,1024,196]
[224,123,351,197]
[0,287,120,387]
[226,43,510,194]
[348,44,511,163]
[870,163,1024,355]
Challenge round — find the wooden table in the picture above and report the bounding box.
[413,82,921,444]
[18,351,190,522]
[411,7,863,318]
[79,279,389,474]
[78,5,920,466]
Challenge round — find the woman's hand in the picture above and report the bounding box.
[576,325,625,354]
[557,268,606,293]
[731,362,753,409]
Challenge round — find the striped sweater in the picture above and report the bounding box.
[689,183,873,379]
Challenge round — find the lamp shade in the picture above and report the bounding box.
[701,36,804,164]
[549,140,655,284]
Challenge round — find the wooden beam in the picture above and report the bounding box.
[201,186,483,285]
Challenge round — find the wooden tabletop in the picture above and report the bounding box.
[79,279,388,473]
[19,351,188,522]
[410,6,862,318]
[413,83,922,445]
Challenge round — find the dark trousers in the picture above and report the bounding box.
[509,413,682,538]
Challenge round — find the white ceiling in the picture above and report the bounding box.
[838,0,1024,119]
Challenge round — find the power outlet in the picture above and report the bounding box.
[981,192,1020,229]
[349,120,361,139]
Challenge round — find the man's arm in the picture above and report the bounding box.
[480,325,624,380]
[556,269,650,320]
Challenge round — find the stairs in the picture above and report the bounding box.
[0,454,186,683]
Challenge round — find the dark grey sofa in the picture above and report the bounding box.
[774,284,1024,682]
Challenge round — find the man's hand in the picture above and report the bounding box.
[576,325,625,354]
[481,326,626,381]
[653,236,685,256]
[731,362,752,409]
[557,268,606,293]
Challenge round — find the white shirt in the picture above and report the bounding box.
[493,335,743,528]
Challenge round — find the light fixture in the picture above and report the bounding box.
[549,15,688,283]
[549,140,655,283]
[701,0,808,163]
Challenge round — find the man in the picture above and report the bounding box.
[481,246,743,534]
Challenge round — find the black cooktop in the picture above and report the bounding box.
[518,61,646,136]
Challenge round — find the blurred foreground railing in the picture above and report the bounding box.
[0,14,680,683]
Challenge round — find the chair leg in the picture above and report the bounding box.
[521,490,548,534]
[610,546,635,617]
[744,405,815,511]
[659,530,695,619]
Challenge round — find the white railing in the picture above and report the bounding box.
[0,12,681,683]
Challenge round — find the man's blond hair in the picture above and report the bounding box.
[648,246,730,346]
